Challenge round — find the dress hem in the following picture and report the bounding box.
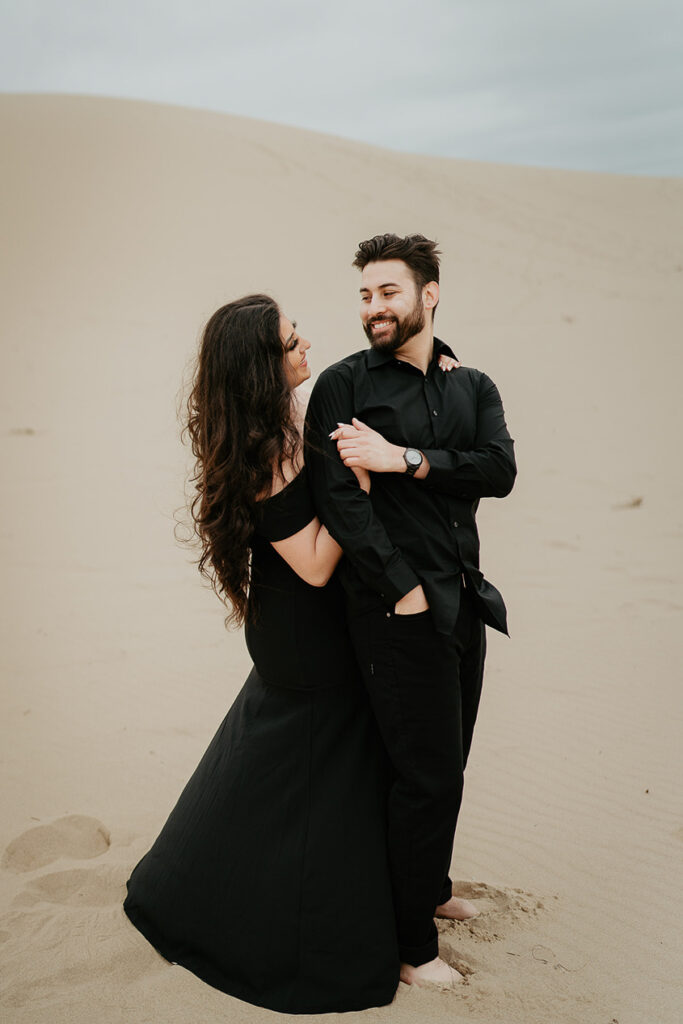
[122,898,398,1015]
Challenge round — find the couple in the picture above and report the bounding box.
[123,233,516,1013]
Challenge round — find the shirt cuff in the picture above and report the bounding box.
[420,448,459,488]
[375,560,421,605]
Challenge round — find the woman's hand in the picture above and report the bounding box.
[438,354,460,372]
[329,419,404,473]
[350,464,371,494]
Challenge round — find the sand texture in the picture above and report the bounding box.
[1,94,682,1024]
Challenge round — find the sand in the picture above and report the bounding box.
[1,93,682,1024]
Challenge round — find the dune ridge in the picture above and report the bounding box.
[1,94,682,1024]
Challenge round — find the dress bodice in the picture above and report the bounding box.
[244,467,358,690]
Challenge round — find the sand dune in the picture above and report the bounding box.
[1,94,682,1024]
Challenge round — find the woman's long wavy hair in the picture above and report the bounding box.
[181,294,301,627]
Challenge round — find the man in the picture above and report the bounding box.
[304,233,516,988]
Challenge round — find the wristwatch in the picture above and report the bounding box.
[403,448,423,476]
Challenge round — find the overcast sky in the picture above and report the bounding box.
[2,0,682,175]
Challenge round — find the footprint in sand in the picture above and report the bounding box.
[438,881,544,946]
[1,815,110,873]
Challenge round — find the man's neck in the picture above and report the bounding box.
[393,326,435,375]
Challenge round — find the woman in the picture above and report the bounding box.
[123,294,401,1014]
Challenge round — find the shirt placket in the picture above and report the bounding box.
[422,368,439,447]
[424,369,464,571]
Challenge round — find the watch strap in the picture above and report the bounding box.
[403,448,423,477]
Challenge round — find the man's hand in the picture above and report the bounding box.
[329,418,404,473]
[394,584,429,615]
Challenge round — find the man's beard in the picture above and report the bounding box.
[364,296,426,353]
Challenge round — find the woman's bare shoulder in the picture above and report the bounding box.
[257,454,305,501]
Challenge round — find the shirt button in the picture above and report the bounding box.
[432,409,438,416]
[386,612,391,618]
[453,521,459,528]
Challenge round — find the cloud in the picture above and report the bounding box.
[2,0,682,173]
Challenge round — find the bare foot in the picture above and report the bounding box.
[435,895,480,921]
[400,956,464,988]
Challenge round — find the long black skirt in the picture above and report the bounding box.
[123,667,399,1014]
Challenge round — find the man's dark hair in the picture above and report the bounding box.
[352,233,441,292]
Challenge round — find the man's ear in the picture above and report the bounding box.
[423,281,439,311]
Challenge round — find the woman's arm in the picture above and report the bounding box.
[267,452,370,588]
[271,518,342,588]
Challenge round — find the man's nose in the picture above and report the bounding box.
[369,295,387,315]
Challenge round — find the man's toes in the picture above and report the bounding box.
[436,896,480,921]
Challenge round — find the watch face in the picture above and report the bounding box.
[405,448,422,467]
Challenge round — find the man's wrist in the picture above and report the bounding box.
[414,454,430,479]
[394,446,430,478]
[394,444,408,472]
[402,447,425,477]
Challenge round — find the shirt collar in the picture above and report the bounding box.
[366,335,456,370]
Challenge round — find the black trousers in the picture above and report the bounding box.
[347,584,486,966]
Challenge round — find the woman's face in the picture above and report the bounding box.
[280,315,311,388]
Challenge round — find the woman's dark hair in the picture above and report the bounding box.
[181,294,299,628]
[352,233,441,318]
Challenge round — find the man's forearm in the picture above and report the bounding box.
[365,440,431,479]
[305,376,421,603]
[308,455,420,602]
[375,437,513,494]
[419,374,516,498]
[418,440,515,498]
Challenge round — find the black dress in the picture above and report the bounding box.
[123,468,400,1014]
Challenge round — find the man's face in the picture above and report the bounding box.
[359,259,425,353]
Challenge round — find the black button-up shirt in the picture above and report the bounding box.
[304,337,516,635]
